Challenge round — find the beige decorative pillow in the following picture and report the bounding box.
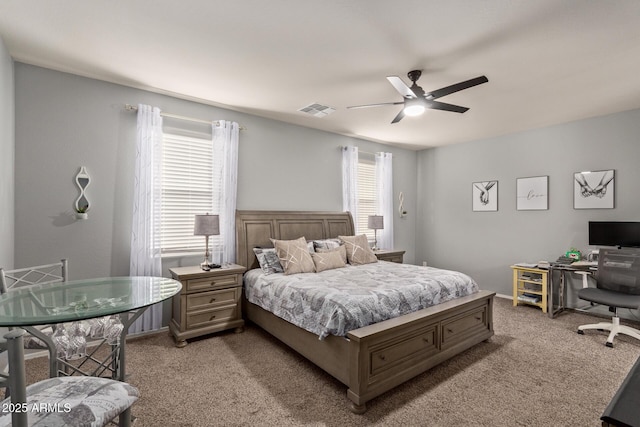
[316,245,347,265]
[311,249,346,272]
[338,234,378,265]
[271,237,316,275]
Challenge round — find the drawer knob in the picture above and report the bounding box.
[423,337,430,343]
[210,298,217,303]
[447,328,454,334]
[379,354,386,361]
[210,281,216,286]
[475,316,482,321]
[210,315,216,321]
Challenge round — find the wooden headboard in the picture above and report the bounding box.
[235,210,355,270]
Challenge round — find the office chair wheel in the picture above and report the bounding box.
[577,330,584,335]
[606,342,614,348]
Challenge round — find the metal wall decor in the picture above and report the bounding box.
[74,166,91,219]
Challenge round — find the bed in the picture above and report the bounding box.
[236,210,495,413]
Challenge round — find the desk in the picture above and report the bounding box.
[0,276,182,426]
[548,264,596,318]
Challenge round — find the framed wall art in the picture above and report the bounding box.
[472,180,498,212]
[516,176,548,211]
[574,169,614,209]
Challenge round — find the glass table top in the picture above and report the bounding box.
[0,276,182,326]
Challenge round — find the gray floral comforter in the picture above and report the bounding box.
[244,261,479,339]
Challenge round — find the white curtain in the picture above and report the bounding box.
[342,146,359,233]
[375,152,394,250]
[130,104,163,333]
[211,120,240,265]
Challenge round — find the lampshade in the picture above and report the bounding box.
[368,215,384,230]
[194,214,220,236]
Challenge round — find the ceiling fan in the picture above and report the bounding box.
[348,70,488,124]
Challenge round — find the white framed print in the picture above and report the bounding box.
[516,176,548,211]
[472,180,498,212]
[574,169,614,209]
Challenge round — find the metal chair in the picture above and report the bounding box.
[577,248,640,348]
[0,260,68,378]
[0,329,138,427]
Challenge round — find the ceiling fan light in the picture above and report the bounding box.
[404,104,425,116]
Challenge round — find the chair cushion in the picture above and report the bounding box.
[578,287,640,310]
[0,376,139,427]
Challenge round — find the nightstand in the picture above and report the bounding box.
[374,249,405,263]
[168,264,246,348]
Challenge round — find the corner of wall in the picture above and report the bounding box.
[0,35,15,269]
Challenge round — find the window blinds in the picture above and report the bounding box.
[161,133,221,254]
[357,157,376,241]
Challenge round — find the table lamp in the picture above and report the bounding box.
[194,213,220,270]
[368,215,384,250]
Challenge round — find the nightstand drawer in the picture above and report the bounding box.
[186,288,239,312]
[186,274,239,292]
[186,305,239,329]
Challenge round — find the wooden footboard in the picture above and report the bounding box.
[345,290,494,413]
[243,290,494,413]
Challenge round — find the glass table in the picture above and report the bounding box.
[0,276,182,426]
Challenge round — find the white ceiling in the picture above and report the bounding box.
[1,1,640,150]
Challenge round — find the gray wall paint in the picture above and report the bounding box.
[416,109,640,301]
[14,63,417,282]
[0,37,14,269]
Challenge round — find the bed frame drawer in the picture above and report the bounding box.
[441,305,489,350]
[186,288,239,312]
[369,324,438,378]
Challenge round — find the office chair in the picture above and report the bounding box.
[577,248,640,348]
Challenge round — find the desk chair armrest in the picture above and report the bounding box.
[574,271,593,288]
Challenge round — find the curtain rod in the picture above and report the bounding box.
[341,146,378,156]
[124,104,246,130]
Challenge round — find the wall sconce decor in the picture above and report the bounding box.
[398,192,407,218]
[74,166,91,220]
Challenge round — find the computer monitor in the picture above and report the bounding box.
[589,221,640,248]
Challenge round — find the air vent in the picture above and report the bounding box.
[298,103,336,118]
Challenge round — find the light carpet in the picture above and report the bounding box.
[23,297,640,426]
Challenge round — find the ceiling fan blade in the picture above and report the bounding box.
[425,76,488,100]
[386,76,418,99]
[391,109,405,124]
[347,101,404,109]
[425,100,469,113]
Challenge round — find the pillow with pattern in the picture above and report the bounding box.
[316,245,347,264]
[338,234,378,265]
[271,237,316,275]
[253,247,284,275]
[312,249,346,272]
[312,238,342,251]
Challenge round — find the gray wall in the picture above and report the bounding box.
[13,63,417,281]
[0,37,14,269]
[416,109,640,299]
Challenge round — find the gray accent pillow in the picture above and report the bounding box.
[312,249,346,272]
[338,234,378,265]
[253,247,284,275]
[313,238,342,251]
[316,245,347,265]
[271,237,316,275]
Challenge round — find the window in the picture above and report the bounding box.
[161,133,221,255]
[357,155,377,242]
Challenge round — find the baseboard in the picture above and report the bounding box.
[495,293,512,300]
